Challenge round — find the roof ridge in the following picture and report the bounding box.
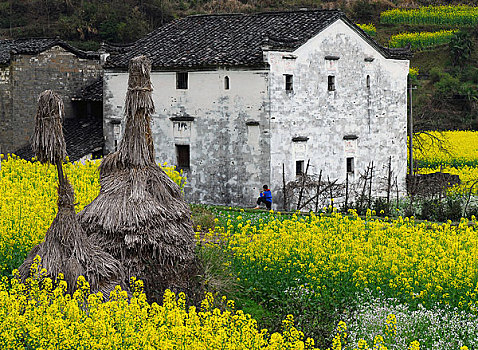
[186,8,343,19]
[10,37,58,42]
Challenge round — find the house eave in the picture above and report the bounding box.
[105,62,270,72]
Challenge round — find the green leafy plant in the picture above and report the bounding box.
[449,31,474,68]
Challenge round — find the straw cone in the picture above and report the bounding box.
[79,56,201,302]
[19,90,127,297]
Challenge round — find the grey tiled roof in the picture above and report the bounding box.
[0,38,99,65]
[14,117,104,162]
[73,78,103,102]
[105,10,410,70]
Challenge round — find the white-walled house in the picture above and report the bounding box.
[103,10,410,208]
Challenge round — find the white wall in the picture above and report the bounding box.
[104,68,271,206]
[266,19,409,207]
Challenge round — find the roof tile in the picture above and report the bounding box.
[0,38,99,65]
[15,117,104,162]
[105,10,410,70]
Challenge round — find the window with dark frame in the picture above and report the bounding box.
[224,76,230,90]
[296,160,304,175]
[176,72,188,89]
[366,75,370,89]
[346,157,354,174]
[328,75,335,91]
[176,145,190,169]
[285,74,293,92]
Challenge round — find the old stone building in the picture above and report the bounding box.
[104,10,411,208]
[0,38,102,155]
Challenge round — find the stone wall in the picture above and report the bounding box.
[104,69,271,206]
[267,19,409,207]
[0,66,11,155]
[0,46,101,153]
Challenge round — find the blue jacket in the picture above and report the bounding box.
[260,189,272,202]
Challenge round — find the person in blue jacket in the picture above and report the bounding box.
[255,184,272,209]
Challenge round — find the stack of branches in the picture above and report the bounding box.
[19,90,126,296]
[407,172,461,198]
[285,173,344,212]
[350,159,399,214]
[79,56,201,303]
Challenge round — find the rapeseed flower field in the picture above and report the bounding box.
[214,211,478,349]
[414,131,478,168]
[413,131,478,193]
[389,30,458,50]
[0,155,185,277]
[2,143,478,349]
[380,5,478,26]
[0,256,315,349]
[221,211,478,312]
[356,23,376,36]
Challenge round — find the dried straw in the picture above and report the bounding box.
[19,90,127,297]
[19,179,127,296]
[79,56,201,302]
[31,90,66,165]
[105,55,155,170]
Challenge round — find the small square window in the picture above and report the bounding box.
[176,144,190,169]
[285,74,293,92]
[328,75,335,91]
[224,76,230,90]
[296,160,304,175]
[346,157,354,174]
[176,72,188,89]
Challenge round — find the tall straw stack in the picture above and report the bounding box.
[19,90,127,297]
[31,90,66,165]
[79,56,201,302]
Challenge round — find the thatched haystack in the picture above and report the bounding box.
[19,180,127,296]
[19,90,127,297]
[79,56,201,302]
[31,90,66,166]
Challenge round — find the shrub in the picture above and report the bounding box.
[429,67,443,83]
[434,73,461,97]
[449,31,474,68]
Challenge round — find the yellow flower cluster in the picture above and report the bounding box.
[0,155,185,277]
[381,5,478,26]
[409,67,419,79]
[385,314,397,337]
[356,23,376,36]
[220,211,478,312]
[0,256,314,349]
[389,30,458,50]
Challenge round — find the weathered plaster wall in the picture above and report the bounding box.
[0,66,11,155]
[0,46,101,153]
[267,19,409,206]
[104,69,270,206]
